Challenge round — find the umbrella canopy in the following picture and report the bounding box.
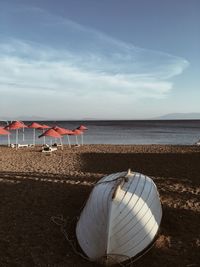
[39,128,62,138]
[28,122,43,129]
[5,121,27,130]
[0,127,10,135]
[77,125,88,131]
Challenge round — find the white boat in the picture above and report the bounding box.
[76,170,162,265]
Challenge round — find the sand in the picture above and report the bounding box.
[0,144,199,267]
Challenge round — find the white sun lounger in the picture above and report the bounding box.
[10,144,29,148]
[17,144,29,148]
[42,146,57,153]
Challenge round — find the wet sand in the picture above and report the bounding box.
[0,145,199,266]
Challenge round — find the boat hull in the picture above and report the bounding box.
[76,171,162,265]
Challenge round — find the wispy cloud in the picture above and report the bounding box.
[0,5,189,118]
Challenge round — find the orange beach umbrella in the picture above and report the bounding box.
[38,128,63,149]
[0,127,10,135]
[77,125,88,131]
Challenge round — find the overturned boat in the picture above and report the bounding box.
[76,170,162,265]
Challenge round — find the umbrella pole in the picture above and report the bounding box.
[75,135,78,145]
[60,137,63,150]
[16,129,18,150]
[67,135,71,148]
[81,133,83,146]
[43,129,46,145]
[22,127,25,142]
[7,134,10,147]
[33,128,35,146]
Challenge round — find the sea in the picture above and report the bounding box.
[1,120,200,145]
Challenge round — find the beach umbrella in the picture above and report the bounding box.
[76,125,88,145]
[53,126,73,148]
[28,122,43,146]
[5,121,27,149]
[38,128,63,149]
[38,124,50,144]
[0,127,11,146]
[77,125,88,131]
[0,127,10,135]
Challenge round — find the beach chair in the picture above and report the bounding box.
[17,144,29,148]
[42,146,57,153]
[10,144,28,148]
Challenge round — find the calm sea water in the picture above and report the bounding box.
[1,120,200,145]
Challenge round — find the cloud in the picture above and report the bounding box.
[0,5,189,118]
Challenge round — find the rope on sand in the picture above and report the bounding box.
[50,215,137,266]
[51,215,90,262]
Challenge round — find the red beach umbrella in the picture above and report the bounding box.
[77,125,88,131]
[39,128,61,138]
[5,121,27,149]
[29,122,43,129]
[0,127,11,146]
[5,120,27,130]
[0,127,10,135]
[38,128,63,149]
[28,122,43,146]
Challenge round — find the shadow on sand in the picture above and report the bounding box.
[80,152,200,184]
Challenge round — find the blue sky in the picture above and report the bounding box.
[0,0,199,119]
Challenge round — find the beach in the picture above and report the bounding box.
[0,144,199,266]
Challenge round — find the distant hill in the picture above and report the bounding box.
[153,113,200,120]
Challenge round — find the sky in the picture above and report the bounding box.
[0,0,199,120]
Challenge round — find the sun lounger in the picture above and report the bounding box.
[10,144,29,148]
[17,144,29,148]
[42,146,57,153]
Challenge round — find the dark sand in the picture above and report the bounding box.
[0,145,199,266]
